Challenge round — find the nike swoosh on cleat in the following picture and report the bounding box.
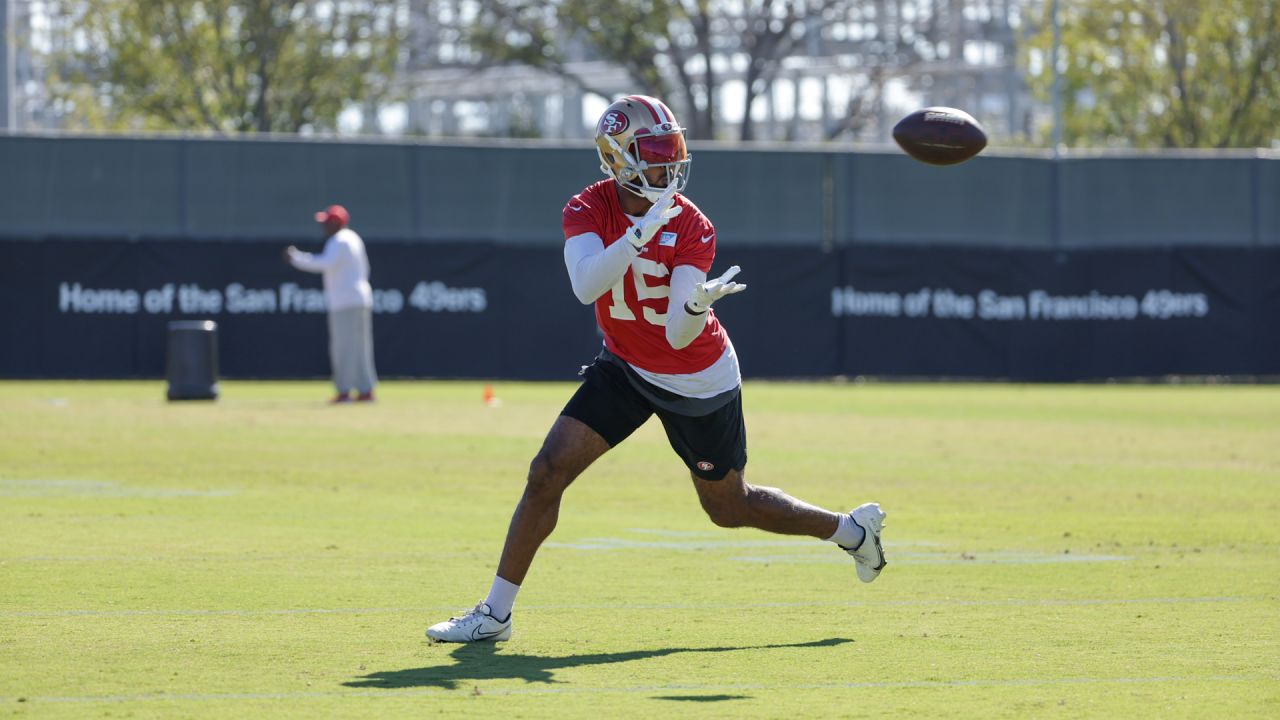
[471,626,508,640]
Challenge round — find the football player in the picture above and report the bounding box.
[427,95,887,643]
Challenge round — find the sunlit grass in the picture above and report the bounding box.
[2,380,1278,718]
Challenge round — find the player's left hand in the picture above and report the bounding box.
[687,265,746,314]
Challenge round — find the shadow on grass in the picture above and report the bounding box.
[345,637,851,691]
[652,694,752,702]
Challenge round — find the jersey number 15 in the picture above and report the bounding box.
[608,256,669,326]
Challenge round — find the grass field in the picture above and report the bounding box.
[1,380,1278,718]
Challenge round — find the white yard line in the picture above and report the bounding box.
[8,675,1272,705]
[1,595,1254,619]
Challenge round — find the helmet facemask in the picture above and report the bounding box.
[595,96,693,203]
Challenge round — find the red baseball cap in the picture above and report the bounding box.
[314,204,350,227]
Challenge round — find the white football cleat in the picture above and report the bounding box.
[426,602,512,643]
[842,503,887,583]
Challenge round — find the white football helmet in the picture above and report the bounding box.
[595,95,692,202]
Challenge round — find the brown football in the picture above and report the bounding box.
[892,107,987,166]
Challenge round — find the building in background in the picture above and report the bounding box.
[392,0,1035,144]
[10,0,1038,145]
[6,0,77,131]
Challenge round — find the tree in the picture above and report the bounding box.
[460,0,1004,142]
[466,0,860,141]
[465,0,674,118]
[1023,0,1280,148]
[48,0,404,133]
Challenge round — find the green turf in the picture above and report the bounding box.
[1,380,1278,718]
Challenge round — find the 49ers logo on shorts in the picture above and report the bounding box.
[696,461,715,472]
[599,111,630,136]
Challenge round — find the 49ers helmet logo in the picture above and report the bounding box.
[600,111,630,136]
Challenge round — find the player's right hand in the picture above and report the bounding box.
[627,183,683,249]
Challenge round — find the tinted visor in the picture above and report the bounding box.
[634,132,687,165]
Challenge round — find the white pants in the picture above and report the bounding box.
[328,306,377,394]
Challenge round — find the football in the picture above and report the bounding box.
[892,107,987,166]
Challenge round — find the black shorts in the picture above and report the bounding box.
[561,356,747,481]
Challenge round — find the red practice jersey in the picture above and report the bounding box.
[563,179,732,375]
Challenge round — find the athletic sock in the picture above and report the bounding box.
[825,512,866,550]
[484,576,520,621]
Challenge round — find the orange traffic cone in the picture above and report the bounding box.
[483,384,502,407]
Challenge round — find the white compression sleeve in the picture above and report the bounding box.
[563,232,639,304]
[665,264,709,350]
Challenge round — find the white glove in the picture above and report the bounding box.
[626,183,683,249]
[686,265,747,314]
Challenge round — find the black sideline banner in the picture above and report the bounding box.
[3,240,1277,381]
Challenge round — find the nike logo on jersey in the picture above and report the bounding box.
[700,234,714,243]
[569,204,584,212]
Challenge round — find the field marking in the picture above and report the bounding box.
[733,551,1132,565]
[2,596,1254,619]
[0,538,941,563]
[3,554,413,563]
[624,528,950,546]
[617,528,957,543]
[547,535,1132,565]
[547,538,827,550]
[0,479,234,498]
[624,527,723,538]
[546,537,946,551]
[6,675,1272,705]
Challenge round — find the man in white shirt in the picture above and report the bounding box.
[285,204,378,403]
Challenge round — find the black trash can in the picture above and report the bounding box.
[166,320,220,401]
